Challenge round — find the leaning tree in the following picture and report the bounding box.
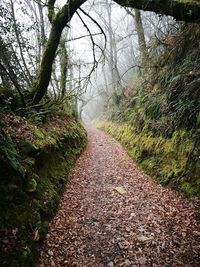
[31,0,200,105]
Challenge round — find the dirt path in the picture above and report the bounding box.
[36,124,200,267]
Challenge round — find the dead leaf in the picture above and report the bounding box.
[107,261,114,267]
[35,125,200,267]
[139,256,147,265]
[115,186,126,195]
[138,235,153,242]
[48,250,54,257]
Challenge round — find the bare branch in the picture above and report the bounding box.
[0,61,26,106]
[79,7,107,53]
[76,11,97,70]
[66,32,103,42]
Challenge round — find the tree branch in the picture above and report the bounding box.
[48,0,56,23]
[114,0,200,23]
[0,61,26,106]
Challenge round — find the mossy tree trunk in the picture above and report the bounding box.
[32,0,87,105]
[59,38,68,99]
[134,9,149,67]
[115,0,200,23]
[32,24,62,104]
[126,8,149,67]
[31,0,200,105]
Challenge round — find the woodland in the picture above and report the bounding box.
[0,0,200,266]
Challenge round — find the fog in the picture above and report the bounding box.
[5,0,175,119]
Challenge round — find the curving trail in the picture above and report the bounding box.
[36,124,200,267]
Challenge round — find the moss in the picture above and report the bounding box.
[26,173,39,193]
[180,182,198,198]
[23,157,35,167]
[95,120,200,198]
[28,125,45,140]
[0,117,87,266]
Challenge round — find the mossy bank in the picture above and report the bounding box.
[0,112,87,266]
[94,25,200,200]
[95,120,200,198]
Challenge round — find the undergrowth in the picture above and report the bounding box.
[95,24,200,199]
[0,112,87,266]
[95,120,199,198]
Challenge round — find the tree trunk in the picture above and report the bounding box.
[52,62,60,98]
[37,0,46,55]
[59,38,68,98]
[31,0,200,105]
[32,23,63,104]
[10,0,32,86]
[31,0,87,105]
[105,0,122,94]
[134,9,149,66]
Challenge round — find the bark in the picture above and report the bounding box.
[114,0,200,23]
[32,23,63,104]
[134,9,149,66]
[32,0,87,104]
[52,63,60,98]
[48,0,57,23]
[105,0,122,94]
[37,0,46,54]
[69,63,74,92]
[59,38,68,98]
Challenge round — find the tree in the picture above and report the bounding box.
[31,0,200,105]
[31,0,87,104]
[1,0,198,107]
[114,0,200,23]
[10,0,32,86]
[126,8,149,67]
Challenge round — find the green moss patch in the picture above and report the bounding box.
[95,120,200,198]
[0,113,87,266]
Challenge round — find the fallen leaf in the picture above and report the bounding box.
[139,256,147,265]
[115,186,126,195]
[47,250,54,256]
[107,261,114,267]
[138,235,153,242]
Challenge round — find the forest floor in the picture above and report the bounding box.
[35,124,200,267]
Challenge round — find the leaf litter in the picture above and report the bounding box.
[35,124,200,267]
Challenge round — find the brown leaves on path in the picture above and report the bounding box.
[36,124,200,267]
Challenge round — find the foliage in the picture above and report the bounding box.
[95,120,199,198]
[0,112,87,266]
[35,123,200,267]
[96,24,200,198]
